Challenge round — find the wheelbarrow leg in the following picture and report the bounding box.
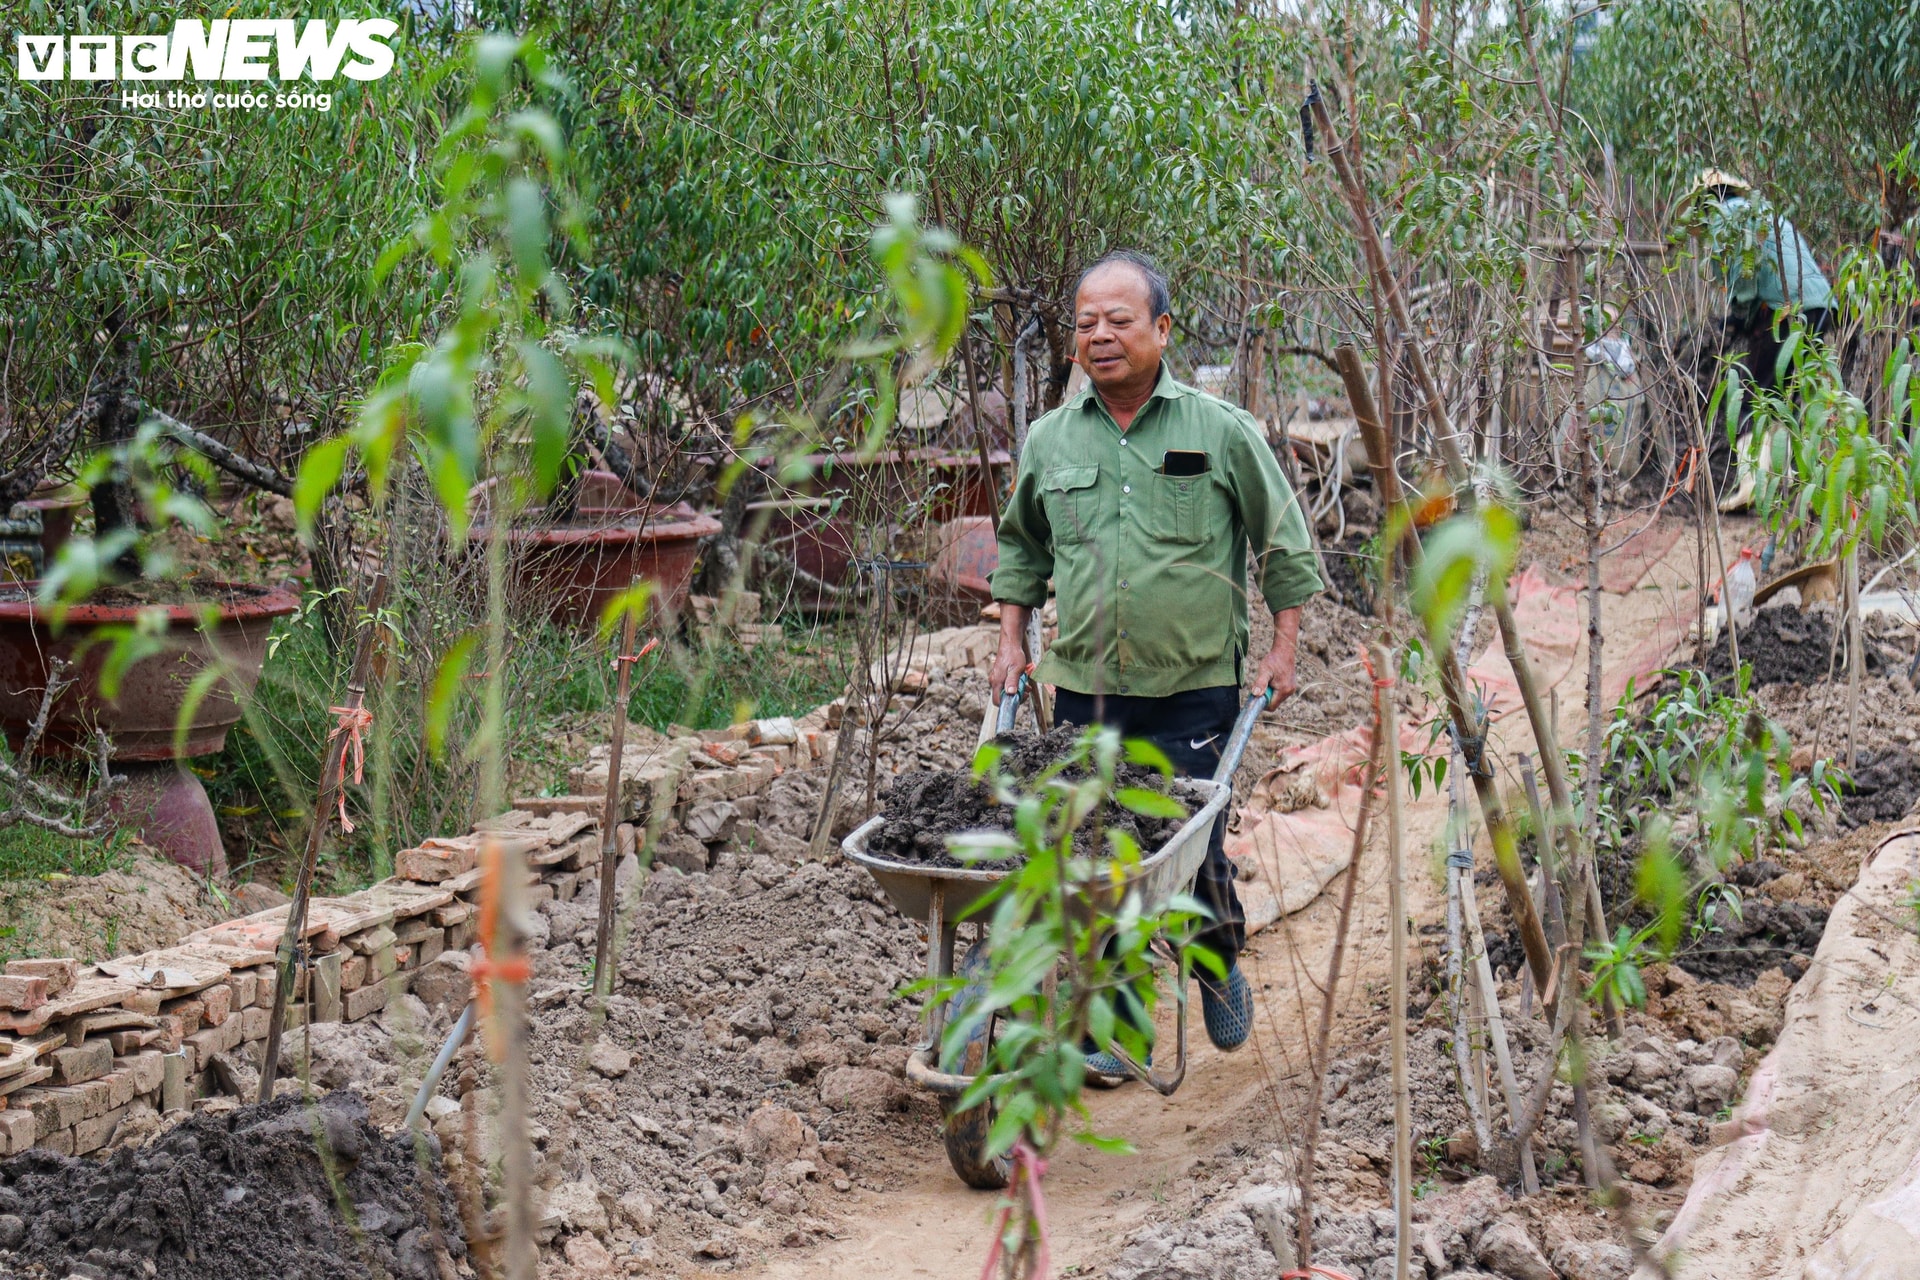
[921,882,952,1050]
[1104,977,1189,1097]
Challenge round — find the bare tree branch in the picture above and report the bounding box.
[143,404,295,497]
[0,397,102,507]
[0,658,118,838]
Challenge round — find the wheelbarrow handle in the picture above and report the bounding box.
[1211,689,1272,786]
[995,671,1030,736]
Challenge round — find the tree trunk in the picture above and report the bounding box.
[90,393,145,581]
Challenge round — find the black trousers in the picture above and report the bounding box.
[1730,304,1832,400]
[1053,685,1246,969]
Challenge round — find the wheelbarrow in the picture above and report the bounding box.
[841,681,1269,1188]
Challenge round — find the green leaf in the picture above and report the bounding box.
[1072,1131,1137,1155]
[519,342,574,499]
[1409,503,1520,656]
[293,435,350,541]
[95,616,171,701]
[1634,841,1687,957]
[171,664,232,761]
[596,582,655,643]
[1122,737,1175,777]
[1114,787,1186,820]
[426,633,479,761]
[505,177,551,289]
[1088,992,1115,1050]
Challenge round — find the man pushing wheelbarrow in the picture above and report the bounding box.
[986,249,1324,1081]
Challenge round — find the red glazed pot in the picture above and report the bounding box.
[0,581,300,760]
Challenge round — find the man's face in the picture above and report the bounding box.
[1074,265,1171,395]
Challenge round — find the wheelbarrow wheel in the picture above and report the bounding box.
[941,942,1010,1190]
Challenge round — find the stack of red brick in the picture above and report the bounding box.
[0,805,604,1159]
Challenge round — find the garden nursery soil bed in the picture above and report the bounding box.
[863,724,1193,868]
[1700,601,1891,687]
[0,1091,464,1280]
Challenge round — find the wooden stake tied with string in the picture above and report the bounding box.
[258,570,390,1102]
[1369,641,1413,1280]
[594,584,655,1000]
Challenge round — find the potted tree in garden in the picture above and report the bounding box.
[0,38,445,873]
[0,335,301,876]
[473,458,722,629]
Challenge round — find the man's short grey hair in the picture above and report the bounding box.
[1075,249,1172,320]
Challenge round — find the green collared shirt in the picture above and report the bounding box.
[990,366,1323,698]
[1714,196,1835,312]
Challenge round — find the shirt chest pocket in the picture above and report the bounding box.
[1149,471,1210,544]
[1042,465,1099,544]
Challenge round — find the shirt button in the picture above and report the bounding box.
[1120,438,1129,446]
[1122,484,1131,495]
[1120,630,1128,639]
[1120,686,1130,694]
[1120,580,1129,589]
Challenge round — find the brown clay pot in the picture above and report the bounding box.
[0,581,299,761]
[750,450,1009,610]
[469,471,722,627]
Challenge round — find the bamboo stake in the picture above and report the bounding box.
[258,570,389,1102]
[1295,728,1385,1265]
[1372,640,1412,1280]
[1445,758,1492,1159]
[1460,869,1541,1193]
[1846,545,1862,768]
[1517,753,1566,946]
[489,837,538,1280]
[593,584,643,1001]
[1571,251,1625,1040]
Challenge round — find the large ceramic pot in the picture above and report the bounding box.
[751,449,1010,611]
[475,474,722,626]
[0,581,299,760]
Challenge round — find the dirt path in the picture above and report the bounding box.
[739,522,1705,1279]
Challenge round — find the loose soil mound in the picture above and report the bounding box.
[0,1092,463,1280]
[1575,844,1830,989]
[1702,604,1887,687]
[865,724,1190,868]
[1668,888,1829,986]
[0,849,223,963]
[1836,746,1920,828]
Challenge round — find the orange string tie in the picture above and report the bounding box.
[616,636,661,666]
[470,836,534,1059]
[327,704,373,832]
[1357,643,1396,691]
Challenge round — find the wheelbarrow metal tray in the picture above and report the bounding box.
[842,778,1229,922]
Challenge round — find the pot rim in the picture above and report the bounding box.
[475,512,724,547]
[0,580,302,626]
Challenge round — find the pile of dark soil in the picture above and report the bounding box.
[1836,747,1920,828]
[1490,840,1831,990]
[1701,604,1888,687]
[865,724,1192,868]
[0,1092,464,1280]
[1667,865,1829,985]
[1318,543,1376,617]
